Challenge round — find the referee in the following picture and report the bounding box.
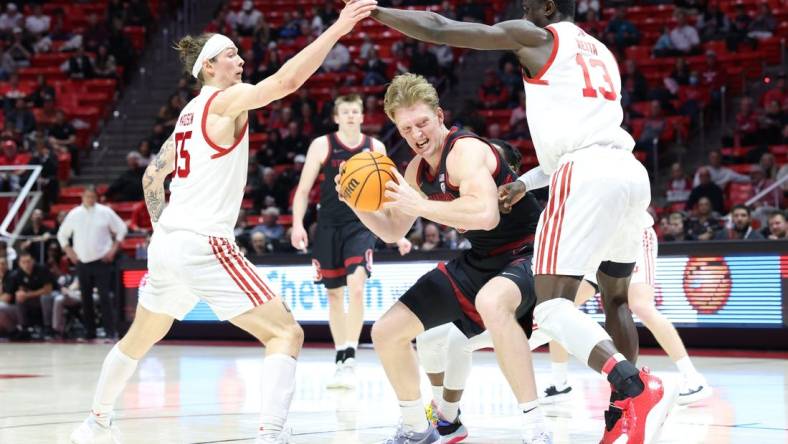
[57,186,127,339]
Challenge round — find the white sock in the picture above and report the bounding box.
[399,399,429,433]
[259,354,296,436]
[335,344,345,351]
[91,344,139,426]
[345,341,358,350]
[439,399,460,423]
[675,356,698,378]
[551,362,568,387]
[431,385,443,404]
[519,400,545,426]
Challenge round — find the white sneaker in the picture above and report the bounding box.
[326,363,345,389]
[340,360,356,389]
[70,416,121,444]
[255,427,292,444]
[522,422,553,444]
[677,374,712,405]
[538,383,572,405]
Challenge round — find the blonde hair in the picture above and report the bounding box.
[383,73,440,122]
[333,94,364,114]
[174,33,214,83]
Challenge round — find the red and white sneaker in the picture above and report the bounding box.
[600,368,677,444]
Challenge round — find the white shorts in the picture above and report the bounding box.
[138,228,277,321]
[583,226,658,287]
[534,147,652,277]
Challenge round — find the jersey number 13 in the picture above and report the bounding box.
[575,54,617,101]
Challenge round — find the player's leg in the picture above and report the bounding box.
[416,323,451,421]
[475,275,548,442]
[314,224,351,377]
[326,285,348,362]
[345,266,367,360]
[71,305,174,444]
[374,267,462,441]
[342,227,375,365]
[597,263,638,362]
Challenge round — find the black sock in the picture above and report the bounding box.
[344,347,356,361]
[335,349,346,364]
[606,361,644,398]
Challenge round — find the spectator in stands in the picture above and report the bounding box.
[93,45,118,79]
[359,33,375,59]
[107,0,126,25]
[6,98,35,135]
[64,46,95,80]
[748,4,776,40]
[733,97,760,146]
[29,74,55,108]
[157,94,183,132]
[0,256,21,336]
[759,100,784,146]
[762,73,785,108]
[727,4,756,52]
[148,123,168,150]
[19,210,55,264]
[509,90,526,128]
[759,153,778,180]
[57,186,126,340]
[254,207,284,242]
[26,137,59,212]
[635,100,665,150]
[420,223,443,251]
[700,50,724,106]
[235,1,264,37]
[51,274,81,338]
[0,240,15,270]
[621,59,649,103]
[108,17,135,68]
[128,201,151,234]
[105,152,145,202]
[669,58,691,86]
[499,61,521,99]
[410,42,440,82]
[478,69,509,109]
[675,0,703,15]
[278,10,304,40]
[5,251,55,336]
[693,150,750,189]
[0,39,16,81]
[253,166,289,212]
[669,10,701,56]
[688,167,725,213]
[652,26,676,57]
[249,231,270,257]
[750,166,781,221]
[604,7,640,54]
[322,40,350,72]
[697,3,730,41]
[318,0,339,25]
[431,44,455,80]
[48,110,79,175]
[456,0,485,23]
[576,0,600,22]
[362,48,388,86]
[666,162,692,206]
[763,211,787,239]
[134,233,151,260]
[83,13,109,53]
[686,197,722,241]
[126,0,152,29]
[6,28,30,68]
[135,139,153,167]
[25,4,50,36]
[282,121,309,161]
[716,205,764,240]
[0,140,28,190]
[0,3,22,33]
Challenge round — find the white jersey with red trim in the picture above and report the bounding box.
[158,85,249,239]
[522,21,635,175]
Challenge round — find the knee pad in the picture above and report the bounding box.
[416,323,451,373]
[534,298,611,364]
[444,326,474,390]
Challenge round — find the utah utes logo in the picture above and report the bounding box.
[682,257,732,314]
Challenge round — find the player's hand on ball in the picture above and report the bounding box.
[498,181,526,214]
[396,237,412,256]
[290,225,309,251]
[335,0,377,34]
[382,167,423,216]
[334,161,347,203]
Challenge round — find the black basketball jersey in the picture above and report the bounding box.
[417,127,542,256]
[319,132,373,225]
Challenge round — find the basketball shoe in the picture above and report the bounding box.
[538,383,572,405]
[255,428,292,443]
[677,374,712,405]
[70,416,121,444]
[436,411,468,444]
[384,422,440,444]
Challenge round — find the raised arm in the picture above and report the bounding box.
[211,0,377,118]
[370,7,549,50]
[142,134,177,225]
[290,137,327,250]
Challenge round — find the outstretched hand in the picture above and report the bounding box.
[334,0,378,34]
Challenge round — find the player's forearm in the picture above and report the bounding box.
[372,8,445,45]
[268,24,346,93]
[419,196,499,231]
[291,190,310,229]
[517,166,550,191]
[355,209,412,243]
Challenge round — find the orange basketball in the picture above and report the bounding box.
[339,151,397,212]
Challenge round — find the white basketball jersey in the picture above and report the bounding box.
[523,21,635,174]
[158,85,249,239]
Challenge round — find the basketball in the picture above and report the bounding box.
[339,151,397,212]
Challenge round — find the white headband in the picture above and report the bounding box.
[191,34,236,79]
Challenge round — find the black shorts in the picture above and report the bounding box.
[313,221,376,289]
[399,251,536,338]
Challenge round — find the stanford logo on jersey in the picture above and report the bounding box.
[179,113,194,126]
[439,173,446,192]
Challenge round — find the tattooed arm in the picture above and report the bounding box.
[143,134,176,225]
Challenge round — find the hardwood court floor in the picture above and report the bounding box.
[1,343,786,443]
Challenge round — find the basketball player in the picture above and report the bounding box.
[537,226,712,406]
[338,73,546,443]
[291,94,409,389]
[69,3,376,444]
[354,1,676,442]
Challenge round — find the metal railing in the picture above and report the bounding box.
[0,165,43,243]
